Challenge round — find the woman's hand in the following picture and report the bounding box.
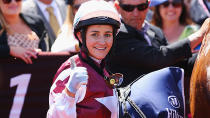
[65,59,88,98]
[10,46,38,64]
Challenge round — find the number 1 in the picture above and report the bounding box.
[9,74,31,118]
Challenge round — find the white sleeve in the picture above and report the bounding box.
[47,91,77,118]
[47,85,86,118]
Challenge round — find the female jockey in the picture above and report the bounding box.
[47,1,121,118]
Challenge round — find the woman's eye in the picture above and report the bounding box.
[104,34,111,38]
[91,33,98,37]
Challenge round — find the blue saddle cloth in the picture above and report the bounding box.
[119,67,185,118]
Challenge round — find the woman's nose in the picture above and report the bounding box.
[98,36,106,44]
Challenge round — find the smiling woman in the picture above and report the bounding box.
[0,0,47,64]
[151,0,199,44]
[47,1,122,118]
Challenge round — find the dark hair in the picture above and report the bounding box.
[151,0,192,28]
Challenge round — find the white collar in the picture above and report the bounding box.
[35,0,57,12]
[89,56,102,64]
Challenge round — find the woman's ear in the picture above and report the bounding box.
[76,31,83,43]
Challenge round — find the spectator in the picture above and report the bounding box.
[22,0,67,51]
[51,0,90,53]
[151,0,199,44]
[47,1,121,117]
[0,0,47,64]
[106,0,207,87]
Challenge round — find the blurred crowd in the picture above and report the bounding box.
[0,0,209,63]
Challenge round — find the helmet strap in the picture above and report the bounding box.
[80,28,89,54]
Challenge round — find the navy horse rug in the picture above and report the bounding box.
[118,67,185,118]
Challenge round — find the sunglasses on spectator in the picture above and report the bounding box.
[119,1,149,12]
[162,1,182,8]
[2,0,21,4]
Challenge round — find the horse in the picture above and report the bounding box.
[190,18,210,118]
